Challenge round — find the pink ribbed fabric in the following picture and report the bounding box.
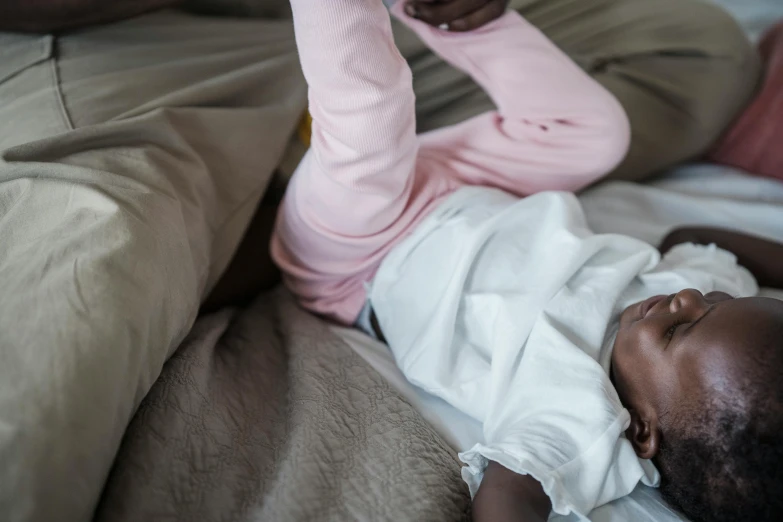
[272,0,630,324]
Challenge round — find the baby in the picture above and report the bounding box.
[611,230,783,522]
[272,1,783,521]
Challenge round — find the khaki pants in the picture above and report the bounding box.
[0,2,759,521]
[398,0,760,181]
[0,12,307,522]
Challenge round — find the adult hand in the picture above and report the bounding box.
[404,0,509,32]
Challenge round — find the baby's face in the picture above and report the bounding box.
[611,289,783,454]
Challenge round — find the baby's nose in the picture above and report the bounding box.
[671,288,707,313]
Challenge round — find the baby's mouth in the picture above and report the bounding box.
[638,294,668,320]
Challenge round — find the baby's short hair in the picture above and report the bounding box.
[656,324,783,522]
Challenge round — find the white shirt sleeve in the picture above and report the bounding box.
[459,333,658,519]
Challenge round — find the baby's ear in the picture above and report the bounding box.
[626,409,660,460]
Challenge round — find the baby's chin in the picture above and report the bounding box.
[610,300,650,385]
[609,305,637,377]
[608,334,628,406]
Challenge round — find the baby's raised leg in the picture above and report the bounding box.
[273,0,427,323]
[394,4,630,196]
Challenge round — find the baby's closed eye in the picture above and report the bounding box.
[666,320,688,341]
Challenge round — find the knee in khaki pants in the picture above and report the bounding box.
[0,11,305,522]
[397,0,761,181]
[533,0,761,180]
[525,0,762,180]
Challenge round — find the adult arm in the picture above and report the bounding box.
[661,227,783,288]
[0,0,182,33]
[473,462,552,522]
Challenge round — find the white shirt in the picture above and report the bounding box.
[369,187,757,519]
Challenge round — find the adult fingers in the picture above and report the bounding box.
[405,0,490,28]
[446,0,507,32]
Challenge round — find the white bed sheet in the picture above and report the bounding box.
[330,163,783,521]
[707,0,783,42]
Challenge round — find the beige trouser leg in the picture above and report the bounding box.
[393,0,761,181]
[0,11,305,522]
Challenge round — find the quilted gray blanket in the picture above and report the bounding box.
[94,290,470,522]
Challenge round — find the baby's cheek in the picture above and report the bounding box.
[622,323,657,360]
[630,328,670,378]
[612,330,646,384]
